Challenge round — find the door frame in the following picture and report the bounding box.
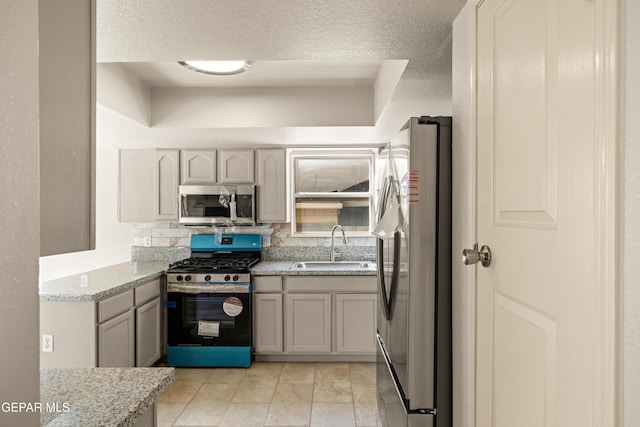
[463,0,622,426]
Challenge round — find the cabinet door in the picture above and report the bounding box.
[154,149,179,221]
[285,294,332,353]
[256,149,286,222]
[98,310,135,367]
[254,293,283,353]
[335,294,376,354]
[136,297,162,367]
[181,149,217,185]
[218,149,254,183]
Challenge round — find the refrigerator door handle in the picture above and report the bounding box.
[377,233,400,320]
[376,177,401,320]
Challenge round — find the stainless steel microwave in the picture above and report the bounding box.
[178,185,256,226]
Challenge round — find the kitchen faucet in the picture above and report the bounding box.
[330,224,348,262]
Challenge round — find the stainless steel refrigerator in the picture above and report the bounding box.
[374,116,451,427]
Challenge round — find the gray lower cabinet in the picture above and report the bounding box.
[98,281,163,367]
[253,275,376,360]
[253,276,284,353]
[285,293,332,353]
[136,297,162,367]
[254,293,284,353]
[98,309,135,367]
[335,293,377,354]
[40,278,164,368]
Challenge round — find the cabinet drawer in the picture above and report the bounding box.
[253,276,282,292]
[135,279,160,306]
[98,290,134,323]
[286,276,377,293]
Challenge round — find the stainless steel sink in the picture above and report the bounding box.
[290,261,375,270]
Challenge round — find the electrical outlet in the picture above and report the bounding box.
[144,236,152,247]
[42,334,53,353]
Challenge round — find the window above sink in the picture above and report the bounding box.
[288,148,377,237]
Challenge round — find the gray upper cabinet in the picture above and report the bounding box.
[256,149,287,223]
[181,149,217,185]
[118,149,179,222]
[218,149,255,183]
[120,147,288,223]
[39,0,96,256]
[154,150,179,221]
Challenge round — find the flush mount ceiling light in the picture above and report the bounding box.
[178,60,251,75]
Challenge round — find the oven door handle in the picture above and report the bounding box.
[167,284,251,294]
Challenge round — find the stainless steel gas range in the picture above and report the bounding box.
[165,233,261,367]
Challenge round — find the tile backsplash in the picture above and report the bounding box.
[132,222,376,248]
[131,222,376,262]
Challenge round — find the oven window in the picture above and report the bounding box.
[167,291,252,346]
[183,295,235,328]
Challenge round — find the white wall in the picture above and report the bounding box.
[97,63,151,126]
[623,0,640,425]
[39,110,134,281]
[0,1,40,425]
[151,86,374,128]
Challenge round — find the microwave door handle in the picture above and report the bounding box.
[181,195,188,217]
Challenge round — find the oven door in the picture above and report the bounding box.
[167,290,252,347]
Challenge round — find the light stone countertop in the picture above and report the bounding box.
[39,261,169,302]
[251,260,377,276]
[39,257,376,302]
[40,367,174,426]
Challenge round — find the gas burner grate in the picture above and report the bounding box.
[168,256,260,272]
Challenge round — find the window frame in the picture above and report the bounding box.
[288,148,377,237]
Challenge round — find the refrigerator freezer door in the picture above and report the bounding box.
[376,334,435,427]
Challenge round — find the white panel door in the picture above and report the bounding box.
[475,0,617,426]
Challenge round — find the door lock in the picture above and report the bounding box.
[462,243,492,267]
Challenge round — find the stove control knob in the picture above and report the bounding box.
[232,275,239,282]
[185,275,192,282]
[176,275,183,282]
[204,275,211,282]
[224,275,231,282]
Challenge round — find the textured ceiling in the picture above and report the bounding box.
[96,0,466,147]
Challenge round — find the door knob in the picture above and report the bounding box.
[462,244,492,267]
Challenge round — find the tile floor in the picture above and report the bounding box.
[157,362,377,427]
